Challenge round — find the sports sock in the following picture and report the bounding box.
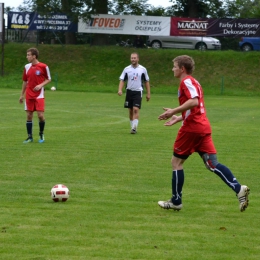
[39,120,45,135]
[26,121,33,137]
[133,119,138,129]
[172,169,184,205]
[214,163,241,193]
[130,120,133,128]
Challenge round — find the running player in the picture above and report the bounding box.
[118,52,150,134]
[158,55,250,212]
[19,48,51,143]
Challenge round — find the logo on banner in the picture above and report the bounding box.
[10,13,31,29]
[8,12,77,31]
[178,20,208,31]
[85,17,125,30]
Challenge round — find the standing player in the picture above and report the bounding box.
[158,55,249,212]
[19,48,51,143]
[118,52,150,134]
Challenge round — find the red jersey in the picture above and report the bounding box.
[22,62,51,99]
[178,75,211,134]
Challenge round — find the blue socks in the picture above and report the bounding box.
[172,169,184,205]
[171,163,241,207]
[39,120,45,134]
[214,163,241,193]
[26,121,33,137]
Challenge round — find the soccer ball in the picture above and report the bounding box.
[51,184,70,202]
[51,86,56,91]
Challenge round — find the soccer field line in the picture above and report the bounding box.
[0,116,129,130]
[1,92,20,96]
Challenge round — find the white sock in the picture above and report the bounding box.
[130,120,133,128]
[133,119,138,129]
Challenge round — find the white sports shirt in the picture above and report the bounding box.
[119,64,149,91]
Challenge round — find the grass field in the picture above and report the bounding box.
[1,43,260,96]
[1,88,259,259]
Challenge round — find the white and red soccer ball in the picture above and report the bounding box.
[51,184,70,202]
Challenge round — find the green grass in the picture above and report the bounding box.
[1,43,260,96]
[0,88,260,259]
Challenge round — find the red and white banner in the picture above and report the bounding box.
[78,14,171,36]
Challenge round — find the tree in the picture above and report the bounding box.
[110,0,150,15]
[145,6,169,16]
[90,0,109,45]
[169,0,231,18]
[61,0,79,44]
[232,0,260,18]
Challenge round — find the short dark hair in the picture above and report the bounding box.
[27,48,39,59]
[173,55,195,74]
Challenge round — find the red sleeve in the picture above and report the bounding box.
[22,68,27,81]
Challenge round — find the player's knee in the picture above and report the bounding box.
[201,153,218,172]
[37,112,45,121]
[171,156,185,169]
[26,112,33,121]
[133,107,139,114]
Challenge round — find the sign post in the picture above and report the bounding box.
[0,3,4,76]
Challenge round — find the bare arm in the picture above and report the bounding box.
[118,80,125,96]
[33,78,51,92]
[145,81,150,101]
[158,98,199,120]
[164,115,183,126]
[19,81,27,104]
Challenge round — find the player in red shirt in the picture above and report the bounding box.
[19,48,51,143]
[158,55,249,212]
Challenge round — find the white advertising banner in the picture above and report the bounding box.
[78,14,170,36]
